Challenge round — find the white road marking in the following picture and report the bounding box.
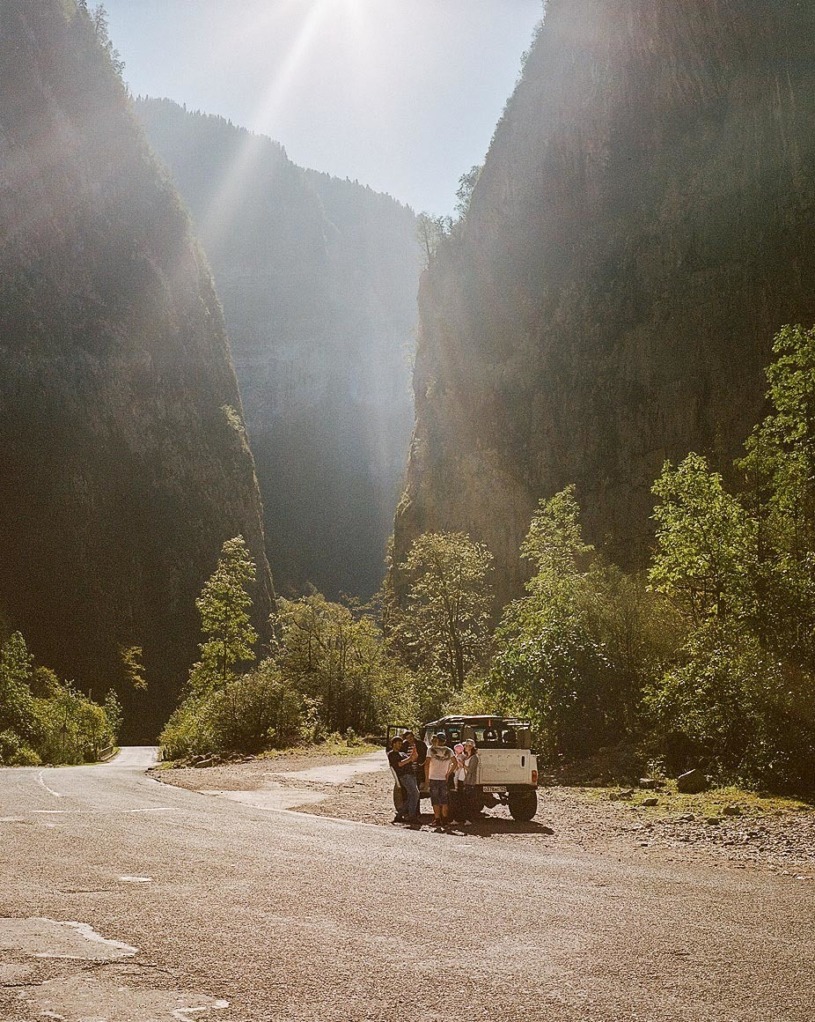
[118,875,152,883]
[37,771,63,798]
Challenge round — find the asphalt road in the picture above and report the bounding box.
[1,749,813,1021]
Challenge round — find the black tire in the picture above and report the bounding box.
[393,783,405,813]
[508,790,538,822]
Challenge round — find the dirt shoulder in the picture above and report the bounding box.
[149,749,815,878]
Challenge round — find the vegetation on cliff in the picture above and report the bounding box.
[0,1,272,740]
[394,0,815,605]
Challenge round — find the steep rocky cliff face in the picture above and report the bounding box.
[135,99,419,598]
[394,0,815,604]
[0,1,273,738]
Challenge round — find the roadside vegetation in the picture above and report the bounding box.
[0,631,121,766]
[159,327,815,798]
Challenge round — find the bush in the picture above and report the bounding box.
[160,661,304,759]
[159,697,216,761]
[646,622,815,793]
[34,688,114,765]
[0,729,40,766]
[208,662,303,753]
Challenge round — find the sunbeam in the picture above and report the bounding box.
[198,0,334,251]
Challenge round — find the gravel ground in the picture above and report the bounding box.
[151,751,815,877]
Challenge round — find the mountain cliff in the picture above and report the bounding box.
[394,0,815,604]
[135,99,420,599]
[0,1,273,738]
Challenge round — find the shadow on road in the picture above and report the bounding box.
[400,813,555,837]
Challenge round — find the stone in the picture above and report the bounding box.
[642,797,659,807]
[723,804,742,816]
[706,817,722,826]
[639,778,658,789]
[676,769,709,794]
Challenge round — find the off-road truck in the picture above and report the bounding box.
[386,714,539,822]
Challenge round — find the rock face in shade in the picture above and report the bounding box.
[0,2,273,739]
[135,99,420,599]
[393,0,815,606]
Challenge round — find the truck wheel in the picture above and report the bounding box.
[392,784,405,813]
[508,790,538,822]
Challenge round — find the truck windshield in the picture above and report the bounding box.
[422,724,531,749]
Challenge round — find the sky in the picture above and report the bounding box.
[102,0,544,214]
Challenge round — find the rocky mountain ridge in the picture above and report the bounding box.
[136,99,420,599]
[394,0,815,604]
[0,1,273,739]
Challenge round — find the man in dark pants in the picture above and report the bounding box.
[387,735,419,824]
[401,730,427,822]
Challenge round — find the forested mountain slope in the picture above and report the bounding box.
[0,1,273,739]
[393,0,815,605]
[136,99,420,598]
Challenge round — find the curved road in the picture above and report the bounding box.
[1,749,813,1020]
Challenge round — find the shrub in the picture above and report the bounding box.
[160,662,304,758]
[0,729,41,766]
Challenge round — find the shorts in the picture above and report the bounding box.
[429,779,449,806]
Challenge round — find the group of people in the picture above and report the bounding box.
[387,730,480,830]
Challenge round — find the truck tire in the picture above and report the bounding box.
[392,783,405,812]
[508,790,538,822]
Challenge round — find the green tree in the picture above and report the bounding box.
[650,453,757,624]
[119,645,147,691]
[738,324,815,668]
[493,488,678,759]
[392,532,493,716]
[272,592,411,735]
[0,632,37,741]
[642,327,815,791]
[193,536,258,694]
[103,689,124,742]
[494,489,607,758]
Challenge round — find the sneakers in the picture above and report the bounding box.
[391,814,406,824]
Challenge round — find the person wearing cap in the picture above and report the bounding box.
[424,731,456,830]
[387,735,419,824]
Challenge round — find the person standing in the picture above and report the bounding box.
[462,739,481,822]
[387,735,419,824]
[401,729,427,805]
[424,732,456,830]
